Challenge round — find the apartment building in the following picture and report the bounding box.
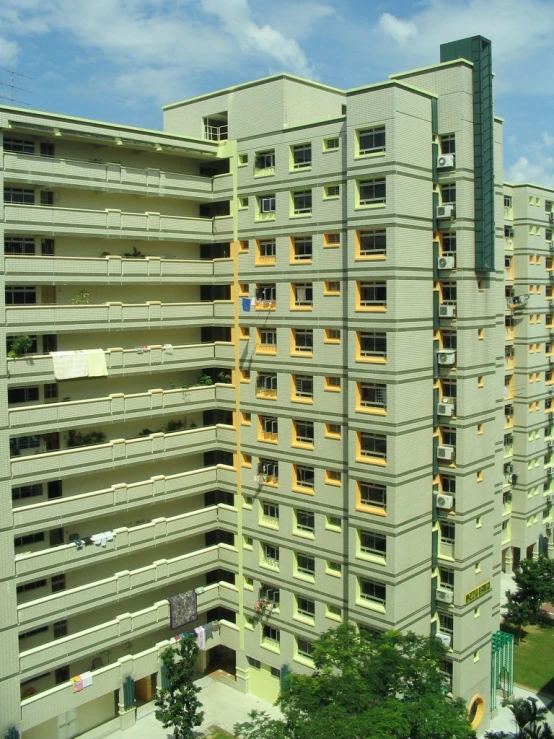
[0,35,547,738]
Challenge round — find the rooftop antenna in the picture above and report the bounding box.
[0,68,33,107]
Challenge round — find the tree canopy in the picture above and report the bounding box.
[155,635,204,739]
[504,556,554,637]
[234,623,476,739]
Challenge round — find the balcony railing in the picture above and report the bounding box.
[7,342,234,384]
[4,254,232,283]
[5,301,233,332]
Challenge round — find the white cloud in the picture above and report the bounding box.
[505,155,554,187]
[378,13,417,46]
[201,0,316,78]
[542,131,554,147]
[0,0,326,106]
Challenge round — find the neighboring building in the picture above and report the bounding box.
[0,35,550,738]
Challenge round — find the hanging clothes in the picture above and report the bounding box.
[85,349,107,377]
[194,625,206,651]
[51,351,88,380]
[241,297,251,312]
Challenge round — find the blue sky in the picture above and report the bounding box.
[1,0,554,185]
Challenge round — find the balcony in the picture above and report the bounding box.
[16,504,237,587]
[11,425,236,485]
[7,342,234,385]
[5,300,233,332]
[3,151,221,198]
[9,384,236,434]
[19,616,239,733]
[18,581,239,678]
[17,543,238,627]
[4,255,233,284]
[13,465,236,533]
[3,204,216,241]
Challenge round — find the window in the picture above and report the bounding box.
[242,412,251,425]
[239,239,249,252]
[53,620,68,639]
[295,465,315,489]
[327,560,342,575]
[291,143,312,169]
[359,281,386,307]
[442,331,457,350]
[442,281,457,302]
[258,459,279,482]
[16,579,47,594]
[262,624,280,646]
[325,376,341,390]
[259,583,280,606]
[442,380,457,399]
[324,232,341,247]
[258,328,277,351]
[358,126,385,155]
[324,281,340,294]
[504,196,512,208]
[255,150,275,170]
[293,283,313,307]
[293,329,313,354]
[4,187,34,204]
[296,596,315,619]
[10,435,41,455]
[440,135,455,154]
[324,184,340,198]
[358,229,386,257]
[359,332,386,359]
[261,543,280,567]
[359,481,387,510]
[8,386,39,404]
[359,530,386,557]
[296,638,314,660]
[294,375,313,399]
[14,532,45,548]
[261,502,279,526]
[439,613,454,636]
[40,191,54,206]
[359,432,387,461]
[359,383,387,410]
[359,178,386,205]
[327,604,341,619]
[238,153,248,166]
[324,329,341,343]
[4,137,35,154]
[4,236,35,254]
[441,184,456,204]
[442,428,456,447]
[440,522,455,544]
[294,420,314,445]
[257,373,277,394]
[260,415,278,437]
[326,470,341,484]
[323,137,339,151]
[359,578,386,605]
[12,484,42,501]
[325,423,341,438]
[238,197,248,209]
[19,625,48,641]
[40,141,55,157]
[203,116,228,141]
[5,286,36,305]
[258,194,276,214]
[439,567,454,590]
[505,225,514,238]
[442,233,456,254]
[296,553,315,576]
[257,238,276,262]
[292,236,312,261]
[292,190,312,215]
[327,515,341,529]
[256,283,276,305]
[50,575,65,593]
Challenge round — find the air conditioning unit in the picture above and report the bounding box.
[436,588,454,604]
[437,154,455,170]
[436,493,454,509]
[436,632,452,648]
[546,524,553,534]
[509,473,518,486]
[438,256,455,270]
[438,402,455,417]
[437,445,455,461]
[547,495,554,505]
[439,304,456,318]
[437,204,456,219]
[438,350,456,366]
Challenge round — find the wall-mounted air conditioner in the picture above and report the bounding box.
[438,350,456,366]
[437,155,455,170]
[436,493,454,509]
[436,631,452,647]
[438,256,455,270]
[437,204,455,219]
[436,588,454,604]
[437,445,455,461]
[439,304,456,318]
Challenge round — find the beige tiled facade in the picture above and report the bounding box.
[0,38,551,739]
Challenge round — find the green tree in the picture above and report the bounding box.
[504,557,554,634]
[233,624,476,739]
[155,635,204,739]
